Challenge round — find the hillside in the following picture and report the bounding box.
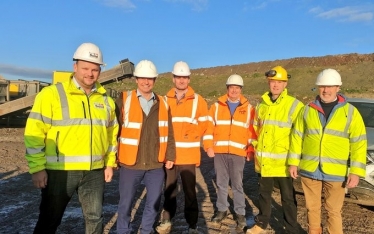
[108,53,374,104]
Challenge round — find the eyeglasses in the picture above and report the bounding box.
[265,70,291,79]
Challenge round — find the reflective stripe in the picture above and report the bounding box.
[123,90,133,127]
[350,161,366,170]
[345,104,354,133]
[301,154,320,162]
[26,146,45,155]
[46,155,103,163]
[350,134,367,143]
[198,116,209,122]
[232,120,248,128]
[263,119,292,128]
[216,140,246,150]
[56,83,69,119]
[103,95,111,126]
[191,93,198,120]
[120,137,138,145]
[28,112,52,124]
[293,129,304,138]
[203,135,213,140]
[303,105,310,120]
[51,119,106,126]
[108,119,118,128]
[127,122,141,129]
[290,99,301,118]
[207,116,214,123]
[159,121,168,127]
[106,145,117,154]
[288,152,300,160]
[324,129,349,138]
[176,141,201,148]
[172,117,198,125]
[321,157,347,165]
[258,152,288,159]
[160,136,168,143]
[306,129,320,135]
[216,120,231,125]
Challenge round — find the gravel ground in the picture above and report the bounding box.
[0,127,373,234]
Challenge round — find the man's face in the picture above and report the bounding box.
[268,79,287,96]
[136,77,155,95]
[173,76,190,91]
[318,85,340,103]
[227,85,242,101]
[73,60,101,89]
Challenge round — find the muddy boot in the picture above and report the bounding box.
[211,210,227,223]
[308,227,322,234]
[235,214,247,229]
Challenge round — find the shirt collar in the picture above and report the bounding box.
[136,89,155,100]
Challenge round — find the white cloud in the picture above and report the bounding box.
[312,6,373,22]
[97,0,136,10]
[164,0,209,11]
[0,64,52,79]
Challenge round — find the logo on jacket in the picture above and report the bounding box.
[94,103,104,109]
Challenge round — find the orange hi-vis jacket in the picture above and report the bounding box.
[165,87,209,166]
[117,90,170,166]
[204,94,256,157]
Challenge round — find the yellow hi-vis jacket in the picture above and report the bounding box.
[204,94,256,157]
[253,89,304,177]
[24,78,118,174]
[165,87,209,166]
[117,90,170,166]
[288,95,367,177]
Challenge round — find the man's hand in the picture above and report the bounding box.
[207,148,215,157]
[104,166,114,182]
[346,173,360,188]
[32,170,48,188]
[289,165,298,179]
[246,151,254,161]
[165,161,174,169]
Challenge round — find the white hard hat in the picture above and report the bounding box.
[226,74,244,87]
[73,43,104,65]
[172,61,191,76]
[316,68,342,86]
[133,60,158,78]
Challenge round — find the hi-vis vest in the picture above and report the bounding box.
[253,89,304,177]
[117,90,169,166]
[288,95,367,177]
[204,94,255,157]
[24,79,118,174]
[164,87,209,165]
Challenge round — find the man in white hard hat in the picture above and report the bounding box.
[115,60,176,234]
[247,66,303,234]
[204,74,255,230]
[156,61,209,234]
[288,68,367,234]
[24,42,118,233]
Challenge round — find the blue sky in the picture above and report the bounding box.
[0,0,373,82]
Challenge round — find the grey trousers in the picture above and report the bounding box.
[214,153,246,215]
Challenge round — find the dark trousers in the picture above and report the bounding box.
[255,176,298,234]
[162,164,198,228]
[34,169,105,234]
[117,167,165,234]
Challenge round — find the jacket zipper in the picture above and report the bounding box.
[56,131,60,162]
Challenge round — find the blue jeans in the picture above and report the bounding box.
[117,167,165,234]
[33,169,105,234]
[214,153,246,215]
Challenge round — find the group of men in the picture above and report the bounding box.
[24,42,367,234]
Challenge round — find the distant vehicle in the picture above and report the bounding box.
[292,98,374,206]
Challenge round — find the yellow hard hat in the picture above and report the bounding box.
[265,66,290,81]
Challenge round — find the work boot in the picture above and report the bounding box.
[188,227,199,234]
[246,225,265,234]
[211,210,227,223]
[155,220,172,234]
[308,227,322,234]
[235,214,247,229]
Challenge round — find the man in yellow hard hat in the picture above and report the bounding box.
[247,66,303,234]
[288,68,367,234]
[24,42,118,233]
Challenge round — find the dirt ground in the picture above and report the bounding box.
[1,127,373,234]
